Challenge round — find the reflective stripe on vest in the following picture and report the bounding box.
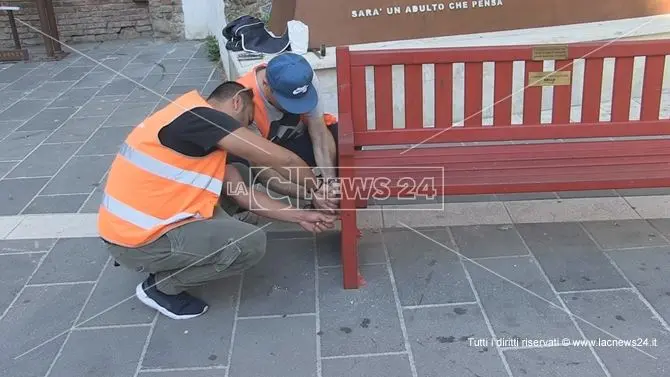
[118,142,223,196]
[101,192,201,230]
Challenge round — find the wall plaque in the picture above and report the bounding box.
[528,71,572,86]
[267,0,670,47]
[0,49,29,62]
[532,45,569,61]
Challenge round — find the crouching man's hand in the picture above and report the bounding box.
[311,179,341,214]
[298,210,338,234]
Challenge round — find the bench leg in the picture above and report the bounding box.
[341,207,360,289]
[355,198,368,208]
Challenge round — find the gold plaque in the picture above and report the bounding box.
[0,49,28,62]
[532,45,569,61]
[528,71,571,86]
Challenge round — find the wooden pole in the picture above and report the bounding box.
[35,0,55,57]
[44,0,62,53]
[7,10,22,50]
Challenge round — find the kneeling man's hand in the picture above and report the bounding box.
[298,210,338,234]
[311,180,341,214]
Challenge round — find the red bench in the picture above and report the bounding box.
[335,39,670,289]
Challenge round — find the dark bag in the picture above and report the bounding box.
[222,15,291,54]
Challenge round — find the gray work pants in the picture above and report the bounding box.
[106,205,266,295]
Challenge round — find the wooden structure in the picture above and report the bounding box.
[335,39,670,289]
[0,0,65,62]
[0,6,28,61]
[35,0,65,59]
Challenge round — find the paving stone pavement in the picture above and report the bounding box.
[2,39,670,377]
[1,221,670,377]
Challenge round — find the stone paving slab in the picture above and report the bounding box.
[230,315,317,377]
[385,228,475,307]
[48,326,150,377]
[450,224,529,259]
[322,354,413,377]
[465,256,582,341]
[605,246,670,322]
[238,238,316,317]
[504,347,608,377]
[519,222,632,292]
[562,289,670,377]
[138,370,225,377]
[404,304,508,377]
[319,264,405,357]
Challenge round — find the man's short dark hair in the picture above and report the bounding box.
[207,81,253,108]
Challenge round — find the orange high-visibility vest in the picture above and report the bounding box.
[97,90,228,248]
[236,63,337,139]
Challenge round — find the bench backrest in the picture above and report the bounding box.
[335,40,670,148]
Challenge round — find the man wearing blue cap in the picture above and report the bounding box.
[235,52,339,213]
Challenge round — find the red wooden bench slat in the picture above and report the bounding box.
[356,167,670,192]
[353,139,670,171]
[582,58,604,123]
[444,177,670,195]
[374,65,393,131]
[611,57,635,122]
[552,60,573,124]
[354,146,670,167]
[348,40,670,66]
[352,120,670,146]
[395,169,670,195]
[493,61,513,126]
[382,163,670,184]
[464,62,483,126]
[404,64,424,129]
[357,156,670,177]
[434,63,453,128]
[354,138,670,160]
[347,162,670,196]
[640,55,665,121]
[351,159,670,186]
[523,61,543,125]
[351,66,368,133]
[353,177,670,199]
[351,162,670,184]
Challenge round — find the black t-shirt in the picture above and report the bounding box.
[158,107,241,157]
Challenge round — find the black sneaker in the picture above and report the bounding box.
[135,274,208,320]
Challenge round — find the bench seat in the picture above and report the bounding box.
[348,139,670,196]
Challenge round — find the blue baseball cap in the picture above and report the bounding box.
[265,53,318,114]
